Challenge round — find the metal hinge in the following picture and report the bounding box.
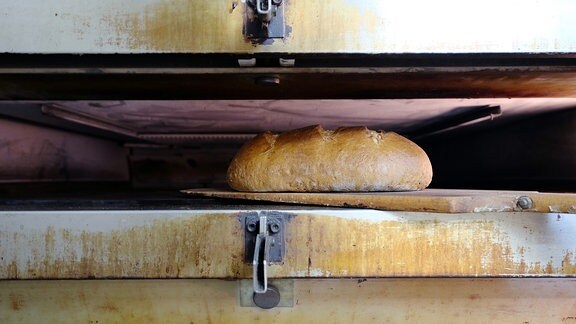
[244,211,286,309]
[244,0,286,41]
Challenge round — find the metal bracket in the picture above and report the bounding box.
[244,211,286,308]
[245,0,285,41]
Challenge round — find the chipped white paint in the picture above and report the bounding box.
[300,209,401,222]
[1,209,575,279]
[473,207,514,213]
[1,0,576,53]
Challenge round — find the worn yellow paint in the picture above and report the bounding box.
[119,0,253,52]
[1,212,575,279]
[278,215,576,277]
[2,214,249,279]
[111,0,384,52]
[1,279,576,323]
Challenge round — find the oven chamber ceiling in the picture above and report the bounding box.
[1,99,576,192]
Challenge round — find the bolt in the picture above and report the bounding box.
[517,196,533,209]
[246,220,258,232]
[269,222,281,234]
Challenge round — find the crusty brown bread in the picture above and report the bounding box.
[227,125,433,192]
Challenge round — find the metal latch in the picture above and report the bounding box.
[245,211,285,308]
[245,0,286,41]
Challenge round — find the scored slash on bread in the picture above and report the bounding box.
[227,125,433,192]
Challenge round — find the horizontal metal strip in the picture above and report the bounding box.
[2,53,576,68]
[3,71,576,99]
[1,279,575,323]
[2,66,576,74]
[2,1,576,54]
[1,210,574,279]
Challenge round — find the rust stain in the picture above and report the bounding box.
[109,0,384,52]
[1,212,576,279]
[276,215,576,277]
[1,279,576,322]
[98,302,120,313]
[562,252,576,273]
[6,262,18,279]
[109,0,252,52]
[468,294,481,300]
[2,214,248,279]
[9,293,23,311]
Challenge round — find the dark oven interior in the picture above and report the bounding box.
[2,54,576,200]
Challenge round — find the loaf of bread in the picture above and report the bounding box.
[227,125,432,192]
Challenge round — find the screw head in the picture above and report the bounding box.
[246,220,258,232]
[517,196,533,209]
[269,221,281,234]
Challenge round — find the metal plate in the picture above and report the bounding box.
[244,0,286,41]
[1,0,576,53]
[1,209,575,279]
[3,65,576,100]
[1,279,575,322]
[239,279,294,307]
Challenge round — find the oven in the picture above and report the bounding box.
[1,1,576,322]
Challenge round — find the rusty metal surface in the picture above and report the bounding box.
[1,209,575,279]
[1,279,576,323]
[3,67,576,100]
[1,0,576,53]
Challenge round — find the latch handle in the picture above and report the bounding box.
[253,215,275,294]
[244,211,285,308]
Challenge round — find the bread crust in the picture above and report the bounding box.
[227,125,433,192]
